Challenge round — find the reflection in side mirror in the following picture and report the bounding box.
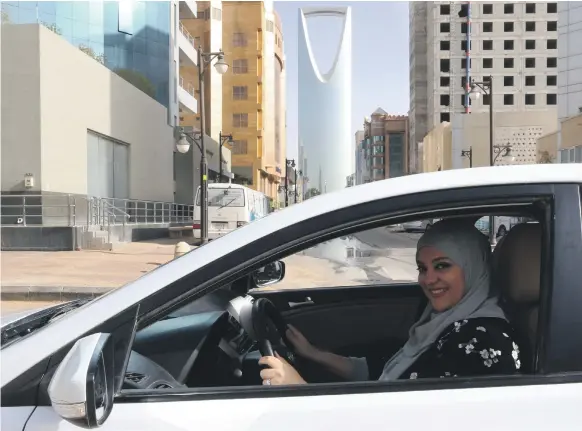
[48,333,115,429]
[252,261,285,287]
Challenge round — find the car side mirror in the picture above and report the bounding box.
[252,261,285,287]
[48,333,115,429]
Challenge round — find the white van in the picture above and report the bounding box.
[193,184,270,241]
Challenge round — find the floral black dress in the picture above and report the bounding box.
[400,317,522,380]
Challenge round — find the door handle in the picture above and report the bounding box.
[288,297,314,308]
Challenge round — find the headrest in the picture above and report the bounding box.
[493,223,542,304]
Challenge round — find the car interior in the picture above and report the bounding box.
[120,202,546,392]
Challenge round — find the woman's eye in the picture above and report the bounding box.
[435,262,451,270]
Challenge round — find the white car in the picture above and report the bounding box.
[401,219,436,232]
[2,164,582,430]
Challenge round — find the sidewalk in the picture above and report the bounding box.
[1,239,418,301]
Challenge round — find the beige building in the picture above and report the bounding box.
[423,110,558,172]
[183,1,286,203]
[1,24,174,202]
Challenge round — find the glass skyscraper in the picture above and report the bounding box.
[1,1,171,108]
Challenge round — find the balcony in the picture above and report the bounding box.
[179,22,198,67]
[179,0,197,19]
[179,76,198,114]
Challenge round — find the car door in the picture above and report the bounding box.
[22,183,582,431]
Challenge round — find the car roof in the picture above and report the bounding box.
[2,164,581,386]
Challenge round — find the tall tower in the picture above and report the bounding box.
[298,6,352,194]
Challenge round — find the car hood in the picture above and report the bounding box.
[0,303,60,329]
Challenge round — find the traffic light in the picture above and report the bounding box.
[458,4,468,18]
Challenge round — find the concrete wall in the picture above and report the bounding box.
[422,121,452,172]
[1,24,174,202]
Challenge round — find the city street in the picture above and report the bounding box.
[0,229,422,313]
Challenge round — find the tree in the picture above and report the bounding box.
[114,68,156,99]
[42,22,62,36]
[304,188,321,200]
[2,10,10,24]
[538,150,554,164]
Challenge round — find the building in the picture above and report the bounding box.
[184,1,286,203]
[557,1,582,163]
[298,6,352,195]
[361,110,410,182]
[423,111,557,172]
[409,1,560,165]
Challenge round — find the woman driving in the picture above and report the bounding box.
[259,219,522,385]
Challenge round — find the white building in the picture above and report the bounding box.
[298,6,352,194]
[410,1,560,163]
[557,1,582,163]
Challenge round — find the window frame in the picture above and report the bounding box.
[111,184,582,403]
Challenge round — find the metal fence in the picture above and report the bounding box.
[1,194,194,227]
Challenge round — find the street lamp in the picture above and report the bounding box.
[285,159,295,207]
[177,46,230,245]
[470,75,498,246]
[493,145,515,164]
[460,146,473,168]
[218,131,233,181]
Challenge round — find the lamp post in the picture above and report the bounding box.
[175,46,228,245]
[470,75,497,246]
[218,131,233,182]
[461,146,473,168]
[285,159,295,207]
[493,144,514,164]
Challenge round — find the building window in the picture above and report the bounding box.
[440,40,450,50]
[525,58,536,68]
[232,86,248,100]
[440,22,450,33]
[504,94,514,105]
[440,59,450,72]
[525,21,535,31]
[440,112,450,123]
[547,39,557,49]
[483,58,493,68]
[483,4,493,14]
[211,7,222,20]
[504,22,514,32]
[504,40,514,50]
[461,23,468,34]
[483,76,492,84]
[233,32,247,47]
[461,58,471,69]
[460,95,472,106]
[483,22,493,32]
[440,76,450,87]
[547,94,557,105]
[504,3,514,13]
[440,4,450,15]
[233,113,248,128]
[232,140,248,154]
[547,75,557,86]
[482,94,490,105]
[525,39,535,50]
[525,76,535,86]
[504,58,514,68]
[547,57,557,68]
[461,40,472,51]
[526,3,536,13]
[547,21,557,31]
[232,59,248,74]
[440,94,450,106]
[547,3,557,13]
[483,40,493,50]
[525,94,535,105]
[504,76,514,86]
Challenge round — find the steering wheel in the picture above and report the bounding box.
[250,298,296,364]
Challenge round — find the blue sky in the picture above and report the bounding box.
[274,1,410,160]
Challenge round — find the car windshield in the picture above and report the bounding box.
[196,188,245,207]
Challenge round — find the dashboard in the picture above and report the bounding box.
[122,294,263,390]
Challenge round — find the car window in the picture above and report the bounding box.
[254,223,422,291]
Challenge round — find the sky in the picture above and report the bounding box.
[274,1,410,160]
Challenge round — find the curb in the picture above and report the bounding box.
[1,286,113,302]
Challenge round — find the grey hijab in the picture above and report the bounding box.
[379,219,507,381]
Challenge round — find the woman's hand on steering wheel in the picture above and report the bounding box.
[259,352,307,386]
